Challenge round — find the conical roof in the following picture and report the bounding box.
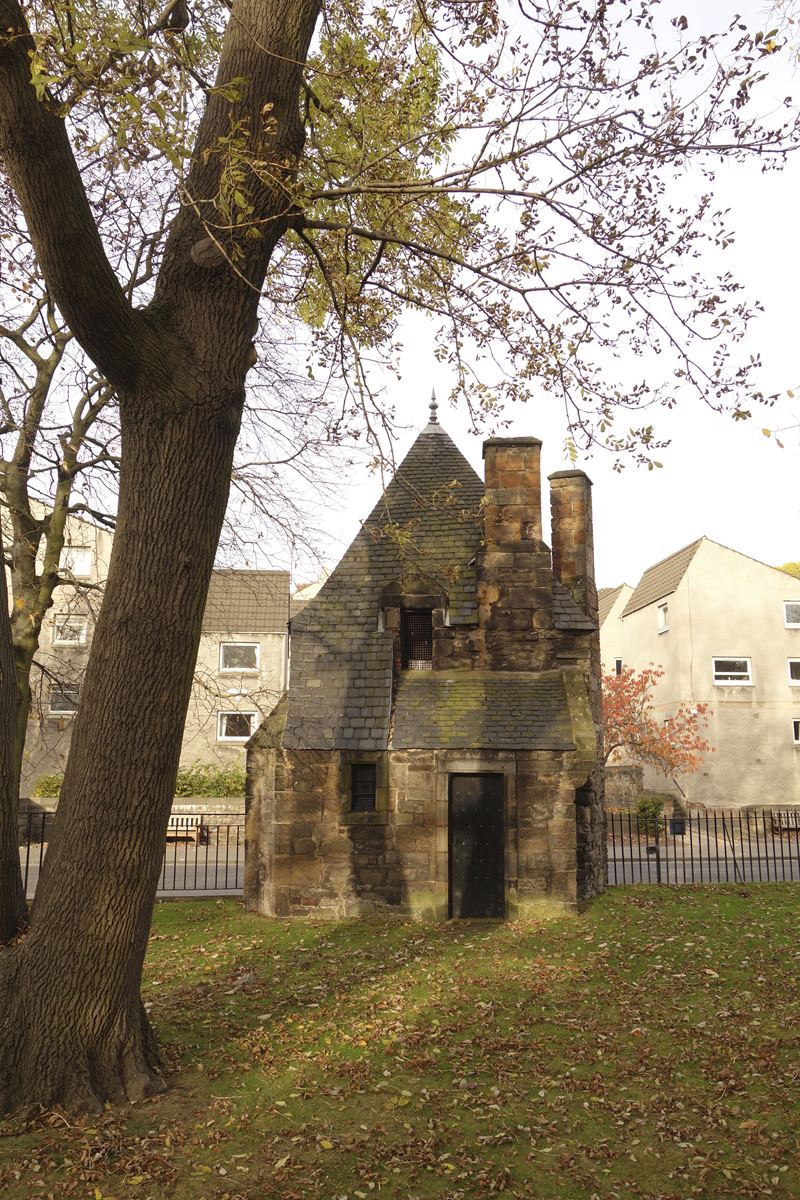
[284,420,485,751]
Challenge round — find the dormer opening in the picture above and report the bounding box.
[401,609,433,669]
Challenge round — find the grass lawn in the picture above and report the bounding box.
[2,884,800,1199]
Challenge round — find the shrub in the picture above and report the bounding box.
[32,773,64,798]
[636,793,666,821]
[174,760,246,798]
[636,792,669,836]
[32,762,247,799]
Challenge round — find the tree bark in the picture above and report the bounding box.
[0,0,320,1110]
[0,522,26,944]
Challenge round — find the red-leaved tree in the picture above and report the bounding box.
[603,666,713,785]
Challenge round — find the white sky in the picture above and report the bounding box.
[271,3,800,593]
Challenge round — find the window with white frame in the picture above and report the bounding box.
[219,642,259,672]
[614,658,623,676]
[794,720,800,745]
[785,602,800,627]
[217,711,256,741]
[658,602,669,632]
[712,657,753,685]
[60,546,92,579]
[52,615,88,646]
[789,660,800,686]
[49,685,80,715]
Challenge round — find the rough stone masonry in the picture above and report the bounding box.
[245,407,606,920]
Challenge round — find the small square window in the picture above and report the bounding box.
[53,616,88,646]
[49,685,80,715]
[60,547,92,580]
[713,657,753,685]
[217,711,256,740]
[785,602,800,628]
[658,602,669,632]
[789,660,800,686]
[794,720,800,745]
[614,658,623,676]
[220,642,259,672]
[351,763,377,812]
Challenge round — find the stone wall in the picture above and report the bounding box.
[605,765,644,808]
[246,702,596,920]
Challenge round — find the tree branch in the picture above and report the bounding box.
[0,1,149,387]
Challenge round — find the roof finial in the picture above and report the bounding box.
[429,389,439,425]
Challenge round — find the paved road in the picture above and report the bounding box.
[608,828,800,885]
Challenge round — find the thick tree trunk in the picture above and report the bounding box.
[0,525,26,944]
[0,0,320,1113]
[0,387,241,1108]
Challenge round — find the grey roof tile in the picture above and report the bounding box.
[202,570,289,633]
[552,578,596,631]
[598,585,624,626]
[283,423,485,750]
[391,672,575,750]
[622,538,704,617]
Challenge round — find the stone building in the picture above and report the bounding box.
[245,405,606,920]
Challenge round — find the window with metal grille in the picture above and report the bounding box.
[401,609,433,669]
[351,763,377,812]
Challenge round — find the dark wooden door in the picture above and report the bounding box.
[449,774,505,919]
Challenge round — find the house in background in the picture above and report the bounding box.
[245,406,606,922]
[20,530,291,788]
[598,584,633,677]
[180,570,290,767]
[16,515,113,789]
[600,537,800,809]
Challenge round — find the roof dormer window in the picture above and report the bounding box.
[401,610,433,669]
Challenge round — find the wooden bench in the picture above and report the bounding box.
[771,811,800,835]
[166,816,209,845]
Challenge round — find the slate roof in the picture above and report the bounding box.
[283,420,486,751]
[391,672,575,750]
[552,579,596,631]
[202,570,289,633]
[622,539,704,618]
[599,585,624,627]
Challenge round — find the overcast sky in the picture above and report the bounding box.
[279,3,800,593]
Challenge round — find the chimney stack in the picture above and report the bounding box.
[482,436,543,544]
[548,470,597,623]
[477,438,554,670]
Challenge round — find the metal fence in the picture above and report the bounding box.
[608,809,800,885]
[20,806,800,899]
[18,809,245,900]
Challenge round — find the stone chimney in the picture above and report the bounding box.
[547,470,597,623]
[548,469,605,899]
[476,438,555,670]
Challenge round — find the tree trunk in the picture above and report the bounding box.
[0,523,27,944]
[0,386,242,1108]
[0,0,320,1110]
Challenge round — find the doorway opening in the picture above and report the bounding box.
[448,773,505,919]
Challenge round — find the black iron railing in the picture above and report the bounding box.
[608,809,800,886]
[18,809,245,899]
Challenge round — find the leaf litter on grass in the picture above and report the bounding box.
[1,884,800,1199]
